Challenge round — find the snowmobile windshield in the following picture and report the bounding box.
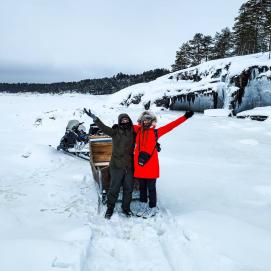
[66,120,80,131]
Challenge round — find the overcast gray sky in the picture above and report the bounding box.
[0,0,246,83]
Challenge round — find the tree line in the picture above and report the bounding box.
[0,69,169,94]
[172,0,271,71]
[2,0,270,93]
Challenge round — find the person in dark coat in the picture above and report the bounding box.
[133,110,194,218]
[84,108,135,219]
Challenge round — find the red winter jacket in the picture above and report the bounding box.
[133,115,187,179]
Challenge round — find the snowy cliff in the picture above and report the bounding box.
[111,53,271,114]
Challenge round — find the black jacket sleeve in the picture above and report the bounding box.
[94,118,117,137]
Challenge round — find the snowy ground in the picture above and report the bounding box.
[0,93,271,271]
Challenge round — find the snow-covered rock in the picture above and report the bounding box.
[110,52,271,114]
[236,106,271,121]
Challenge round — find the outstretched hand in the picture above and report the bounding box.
[184,110,194,119]
[83,108,96,119]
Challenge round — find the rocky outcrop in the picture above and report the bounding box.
[229,66,271,113]
[115,53,271,114]
[168,64,271,114]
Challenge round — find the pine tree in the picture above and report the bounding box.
[212,28,234,59]
[266,11,271,58]
[189,33,205,66]
[233,0,271,55]
[262,0,271,56]
[202,35,213,61]
[233,1,255,55]
[172,34,214,71]
[189,33,213,65]
[171,42,192,71]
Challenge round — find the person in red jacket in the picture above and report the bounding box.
[134,110,194,218]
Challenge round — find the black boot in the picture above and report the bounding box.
[105,208,114,219]
[122,209,133,217]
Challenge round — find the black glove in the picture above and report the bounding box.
[184,110,194,119]
[83,108,97,120]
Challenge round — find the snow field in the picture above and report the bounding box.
[0,93,271,271]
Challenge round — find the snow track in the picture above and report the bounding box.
[82,205,181,271]
[82,195,240,271]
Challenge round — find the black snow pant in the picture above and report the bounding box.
[107,167,134,211]
[138,178,157,208]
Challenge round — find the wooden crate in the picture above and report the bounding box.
[90,141,112,164]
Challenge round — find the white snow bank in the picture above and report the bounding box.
[237,106,271,117]
[204,109,232,117]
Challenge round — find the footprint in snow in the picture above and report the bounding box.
[22,151,32,158]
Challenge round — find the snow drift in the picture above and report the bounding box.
[110,52,271,114]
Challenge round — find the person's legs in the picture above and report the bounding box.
[122,170,134,211]
[147,179,157,208]
[139,178,148,203]
[141,179,158,219]
[106,168,124,211]
[136,178,148,217]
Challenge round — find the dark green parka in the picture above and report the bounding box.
[94,114,134,170]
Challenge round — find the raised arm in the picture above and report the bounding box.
[84,108,116,137]
[157,111,194,137]
[94,118,117,137]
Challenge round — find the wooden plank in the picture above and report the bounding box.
[91,142,112,146]
[91,143,112,162]
[92,154,112,162]
[94,162,110,166]
[89,135,111,139]
[92,146,112,155]
[91,143,112,149]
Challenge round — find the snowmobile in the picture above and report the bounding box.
[88,133,140,213]
[57,120,90,161]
